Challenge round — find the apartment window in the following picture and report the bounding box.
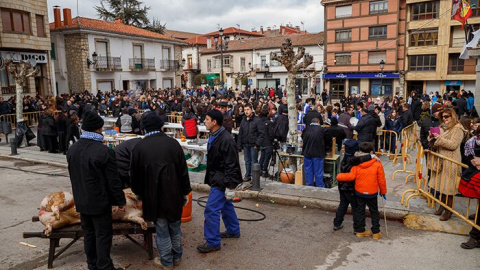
[36,15,45,37]
[1,9,31,34]
[368,51,386,64]
[336,5,352,18]
[369,26,387,39]
[448,54,464,74]
[335,53,351,65]
[0,66,16,89]
[261,55,267,67]
[96,40,109,57]
[240,57,246,71]
[207,59,212,71]
[162,47,170,60]
[411,2,439,21]
[410,29,438,46]
[133,44,143,58]
[51,43,56,60]
[409,55,437,71]
[370,1,388,14]
[223,56,231,67]
[336,29,352,42]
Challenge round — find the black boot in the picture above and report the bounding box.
[461,237,480,249]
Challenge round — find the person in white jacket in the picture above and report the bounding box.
[375,106,386,152]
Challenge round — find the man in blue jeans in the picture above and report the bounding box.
[130,112,192,269]
[198,110,243,253]
[301,118,331,187]
[237,104,263,181]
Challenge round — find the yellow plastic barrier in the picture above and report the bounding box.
[401,149,479,230]
[392,122,418,182]
[374,129,399,165]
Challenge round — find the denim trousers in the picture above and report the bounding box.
[259,146,273,173]
[155,218,182,267]
[304,157,325,187]
[244,146,259,178]
[204,187,240,248]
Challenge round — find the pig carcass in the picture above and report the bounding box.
[39,189,147,236]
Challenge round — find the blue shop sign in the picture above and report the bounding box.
[323,73,400,79]
[444,80,462,86]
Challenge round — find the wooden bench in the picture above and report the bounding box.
[23,216,156,269]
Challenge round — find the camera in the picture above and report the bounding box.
[272,139,280,150]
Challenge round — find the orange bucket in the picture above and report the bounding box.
[181,192,193,223]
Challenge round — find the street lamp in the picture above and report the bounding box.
[87,52,98,68]
[214,28,229,89]
[379,59,385,95]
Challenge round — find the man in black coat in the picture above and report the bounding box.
[420,103,442,150]
[302,118,331,187]
[272,108,289,144]
[237,104,263,181]
[67,111,126,270]
[303,107,324,127]
[410,97,422,122]
[455,94,467,116]
[354,108,376,143]
[327,118,347,152]
[400,103,414,127]
[258,109,275,177]
[197,109,243,253]
[218,101,234,133]
[114,137,141,188]
[130,112,191,268]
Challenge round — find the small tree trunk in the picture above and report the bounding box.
[286,72,298,147]
[16,82,24,123]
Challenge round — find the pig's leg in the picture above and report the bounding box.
[125,215,148,230]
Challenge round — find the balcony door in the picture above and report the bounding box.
[96,41,108,68]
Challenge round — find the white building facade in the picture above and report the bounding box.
[50,11,186,95]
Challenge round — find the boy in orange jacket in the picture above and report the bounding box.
[337,142,387,240]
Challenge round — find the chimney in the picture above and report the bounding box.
[267,26,271,31]
[115,18,123,24]
[63,8,72,26]
[260,26,264,34]
[53,6,61,28]
[295,26,300,32]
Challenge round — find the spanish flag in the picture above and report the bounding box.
[453,0,473,29]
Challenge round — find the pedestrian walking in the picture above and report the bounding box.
[197,109,242,253]
[67,111,126,270]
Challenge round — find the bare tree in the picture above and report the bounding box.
[5,60,38,124]
[271,39,313,147]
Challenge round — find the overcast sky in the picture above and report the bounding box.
[47,0,324,34]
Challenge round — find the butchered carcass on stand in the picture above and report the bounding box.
[38,189,147,236]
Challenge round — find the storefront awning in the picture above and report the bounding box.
[205,74,219,80]
[322,72,400,79]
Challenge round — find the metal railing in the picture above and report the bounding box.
[185,63,199,70]
[129,58,156,71]
[160,60,179,71]
[392,122,418,183]
[1,86,16,95]
[254,64,269,72]
[375,129,400,164]
[95,56,122,71]
[0,111,59,129]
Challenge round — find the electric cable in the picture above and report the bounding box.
[194,195,267,222]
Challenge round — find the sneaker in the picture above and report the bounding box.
[356,230,372,238]
[220,231,240,238]
[173,258,181,266]
[372,232,382,240]
[197,243,221,253]
[333,224,343,231]
[461,237,480,249]
[153,257,173,269]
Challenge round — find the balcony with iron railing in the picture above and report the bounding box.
[160,60,179,71]
[185,63,200,70]
[94,56,122,71]
[129,58,156,71]
[1,86,16,95]
[253,64,269,72]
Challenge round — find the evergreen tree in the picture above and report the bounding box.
[95,0,165,34]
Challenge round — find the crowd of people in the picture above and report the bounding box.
[2,85,480,258]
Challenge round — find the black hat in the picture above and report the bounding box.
[282,108,288,114]
[218,101,228,107]
[141,112,164,132]
[344,139,359,156]
[206,109,223,126]
[81,111,104,132]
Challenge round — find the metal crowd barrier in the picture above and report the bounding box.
[392,122,418,182]
[0,111,58,129]
[374,129,399,164]
[401,149,479,230]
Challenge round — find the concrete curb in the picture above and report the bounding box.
[191,182,410,220]
[0,154,68,168]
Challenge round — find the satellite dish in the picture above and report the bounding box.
[350,117,359,127]
[28,58,37,67]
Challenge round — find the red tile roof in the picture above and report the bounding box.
[49,17,187,44]
[200,33,324,54]
[185,35,208,46]
[204,27,264,37]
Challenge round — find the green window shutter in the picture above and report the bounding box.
[51,43,56,60]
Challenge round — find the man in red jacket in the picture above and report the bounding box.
[336,142,387,240]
